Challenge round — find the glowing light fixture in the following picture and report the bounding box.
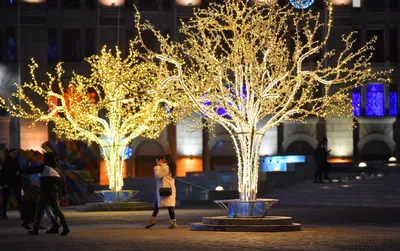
[332,0,351,5]
[215,186,224,191]
[176,0,201,6]
[389,157,397,162]
[22,0,45,3]
[99,0,124,6]
[358,162,367,168]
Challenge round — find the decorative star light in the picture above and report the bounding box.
[289,0,315,9]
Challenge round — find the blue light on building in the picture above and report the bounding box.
[389,92,397,116]
[7,37,16,61]
[352,92,361,117]
[366,84,384,117]
[120,147,133,160]
[259,155,306,172]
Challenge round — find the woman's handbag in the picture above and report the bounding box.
[159,187,172,196]
[159,173,172,196]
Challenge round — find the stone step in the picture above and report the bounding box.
[76,202,153,212]
[190,222,301,232]
[274,201,400,208]
[202,216,294,226]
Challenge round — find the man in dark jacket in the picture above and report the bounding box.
[313,138,330,183]
[21,152,70,236]
[0,148,22,219]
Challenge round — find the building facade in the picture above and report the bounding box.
[0,0,399,178]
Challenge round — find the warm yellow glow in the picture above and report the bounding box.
[100,160,127,186]
[329,157,352,163]
[149,0,391,201]
[332,0,352,5]
[176,157,203,177]
[0,43,189,192]
[22,0,45,3]
[251,0,277,5]
[99,0,124,6]
[389,157,397,162]
[176,0,201,6]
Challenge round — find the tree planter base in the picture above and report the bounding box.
[190,199,301,232]
[214,199,279,218]
[76,201,153,212]
[95,190,139,203]
[76,190,152,212]
[190,216,301,232]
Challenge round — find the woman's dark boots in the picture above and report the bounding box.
[46,220,61,234]
[61,224,70,236]
[28,228,39,235]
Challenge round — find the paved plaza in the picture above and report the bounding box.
[0,205,399,251]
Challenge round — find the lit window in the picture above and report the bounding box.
[6,28,17,61]
[62,29,82,62]
[389,84,398,116]
[389,92,397,116]
[353,0,361,8]
[48,29,57,62]
[352,88,361,117]
[366,84,385,117]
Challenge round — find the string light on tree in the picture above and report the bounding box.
[0,42,189,192]
[150,0,391,201]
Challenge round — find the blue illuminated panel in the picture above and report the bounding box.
[389,92,397,116]
[366,84,385,117]
[352,92,361,117]
[259,155,306,172]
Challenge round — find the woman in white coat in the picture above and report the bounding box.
[145,154,177,229]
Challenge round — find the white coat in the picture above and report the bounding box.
[154,164,176,208]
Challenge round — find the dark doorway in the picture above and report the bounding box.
[361,140,391,161]
[210,140,237,171]
[135,140,164,177]
[285,141,314,155]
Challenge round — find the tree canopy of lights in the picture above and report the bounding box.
[0,42,189,192]
[149,0,391,201]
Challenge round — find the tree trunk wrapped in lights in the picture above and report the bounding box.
[0,44,188,192]
[150,0,391,201]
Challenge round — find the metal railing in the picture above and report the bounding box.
[175,178,210,201]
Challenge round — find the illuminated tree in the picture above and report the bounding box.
[0,44,187,192]
[151,0,391,201]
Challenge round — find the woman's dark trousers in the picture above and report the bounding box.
[151,201,175,220]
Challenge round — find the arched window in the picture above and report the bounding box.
[352,87,361,117]
[365,84,384,117]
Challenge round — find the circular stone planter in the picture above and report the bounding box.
[214,199,278,218]
[190,198,301,232]
[95,190,139,203]
[76,190,152,212]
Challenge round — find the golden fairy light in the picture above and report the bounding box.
[0,42,188,192]
[150,0,391,201]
